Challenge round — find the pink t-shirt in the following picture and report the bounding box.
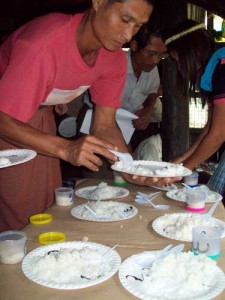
[0,13,126,122]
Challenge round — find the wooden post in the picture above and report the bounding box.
[153,0,189,161]
[161,58,189,161]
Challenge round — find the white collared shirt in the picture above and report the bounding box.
[121,50,161,122]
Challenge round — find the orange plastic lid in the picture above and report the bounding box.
[39,232,66,245]
[29,213,53,225]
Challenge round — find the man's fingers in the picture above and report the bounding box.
[123,174,182,187]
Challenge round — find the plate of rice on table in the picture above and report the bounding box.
[22,241,121,289]
[150,183,178,191]
[0,149,37,168]
[111,161,192,177]
[152,213,225,242]
[71,201,138,222]
[119,250,225,300]
[166,185,223,203]
[75,182,129,200]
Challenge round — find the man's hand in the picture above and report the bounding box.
[132,108,151,130]
[63,135,118,171]
[121,173,182,186]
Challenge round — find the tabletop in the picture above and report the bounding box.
[1,178,225,300]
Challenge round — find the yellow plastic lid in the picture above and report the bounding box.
[29,213,53,225]
[39,232,66,245]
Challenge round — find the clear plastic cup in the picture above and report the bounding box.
[185,189,206,212]
[113,171,128,187]
[184,171,199,187]
[0,230,26,264]
[192,226,222,259]
[55,187,74,206]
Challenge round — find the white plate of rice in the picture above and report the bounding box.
[71,201,138,222]
[22,241,121,289]
[0,149,37,168]
[75,182,129,200]
[150,183,178,191]
[166,187,222,203]
[111,161,192,178]
[152,213,225,242]
[119,250,225,300]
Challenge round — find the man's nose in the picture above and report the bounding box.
[152,54,161,64]
[122,26,136,43]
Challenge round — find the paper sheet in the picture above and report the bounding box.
[79,108,138,144]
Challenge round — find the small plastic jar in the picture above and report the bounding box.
[184,171,199,188]
[113,171,128,187]
[185,189,206,212]
[0,231,26,264]
[55,187,74,206]
[192,226,222,259]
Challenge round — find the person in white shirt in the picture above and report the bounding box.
[80,24,167,151]
[122,23,167,150]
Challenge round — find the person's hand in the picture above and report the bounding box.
[121,173,182,187]
[132,109,151,130]
[63,135,117,171]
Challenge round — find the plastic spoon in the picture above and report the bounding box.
[141,244,173,269]
[83,205,107,220]
[146,198,170,210]
[140,194,170,210]
[108,149,133,168]
[166,243,185,255]
[182,183,193,189]
[199,199,222,221]
[103,244,119,257]
[137,191,161,198]
[141,244,184,271]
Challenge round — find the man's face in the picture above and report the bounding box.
[133,36,167,72]
[92,0,153,51]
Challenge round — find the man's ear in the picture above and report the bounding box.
[130,40,138,52]
[92,0,105,12]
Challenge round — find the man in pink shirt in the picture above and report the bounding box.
[0,0,158,230]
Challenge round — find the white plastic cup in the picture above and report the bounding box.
[184,171,199,187]
[113,171,127,187]
[0,230,26,264]
[192,226,222,259]
[185,189,206,212]
[55,187,74,206]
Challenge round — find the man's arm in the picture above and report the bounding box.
[183,103,225,170]
[91,105,181,186]
[133,93,157,130]
[91,105,128,152]
[0,111,117,171]
[172,105,212,164]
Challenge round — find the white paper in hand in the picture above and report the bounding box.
[79,108,138,144]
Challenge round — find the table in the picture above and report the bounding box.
[1,178,225,300]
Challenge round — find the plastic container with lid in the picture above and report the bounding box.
[185,189,206,212]
[55,187,74,206]
[192,226,222,259]
[113,171,128,187]
[184,171,199,188]
[0,230,26,264]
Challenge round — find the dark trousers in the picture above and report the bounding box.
[130,122,161,151]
